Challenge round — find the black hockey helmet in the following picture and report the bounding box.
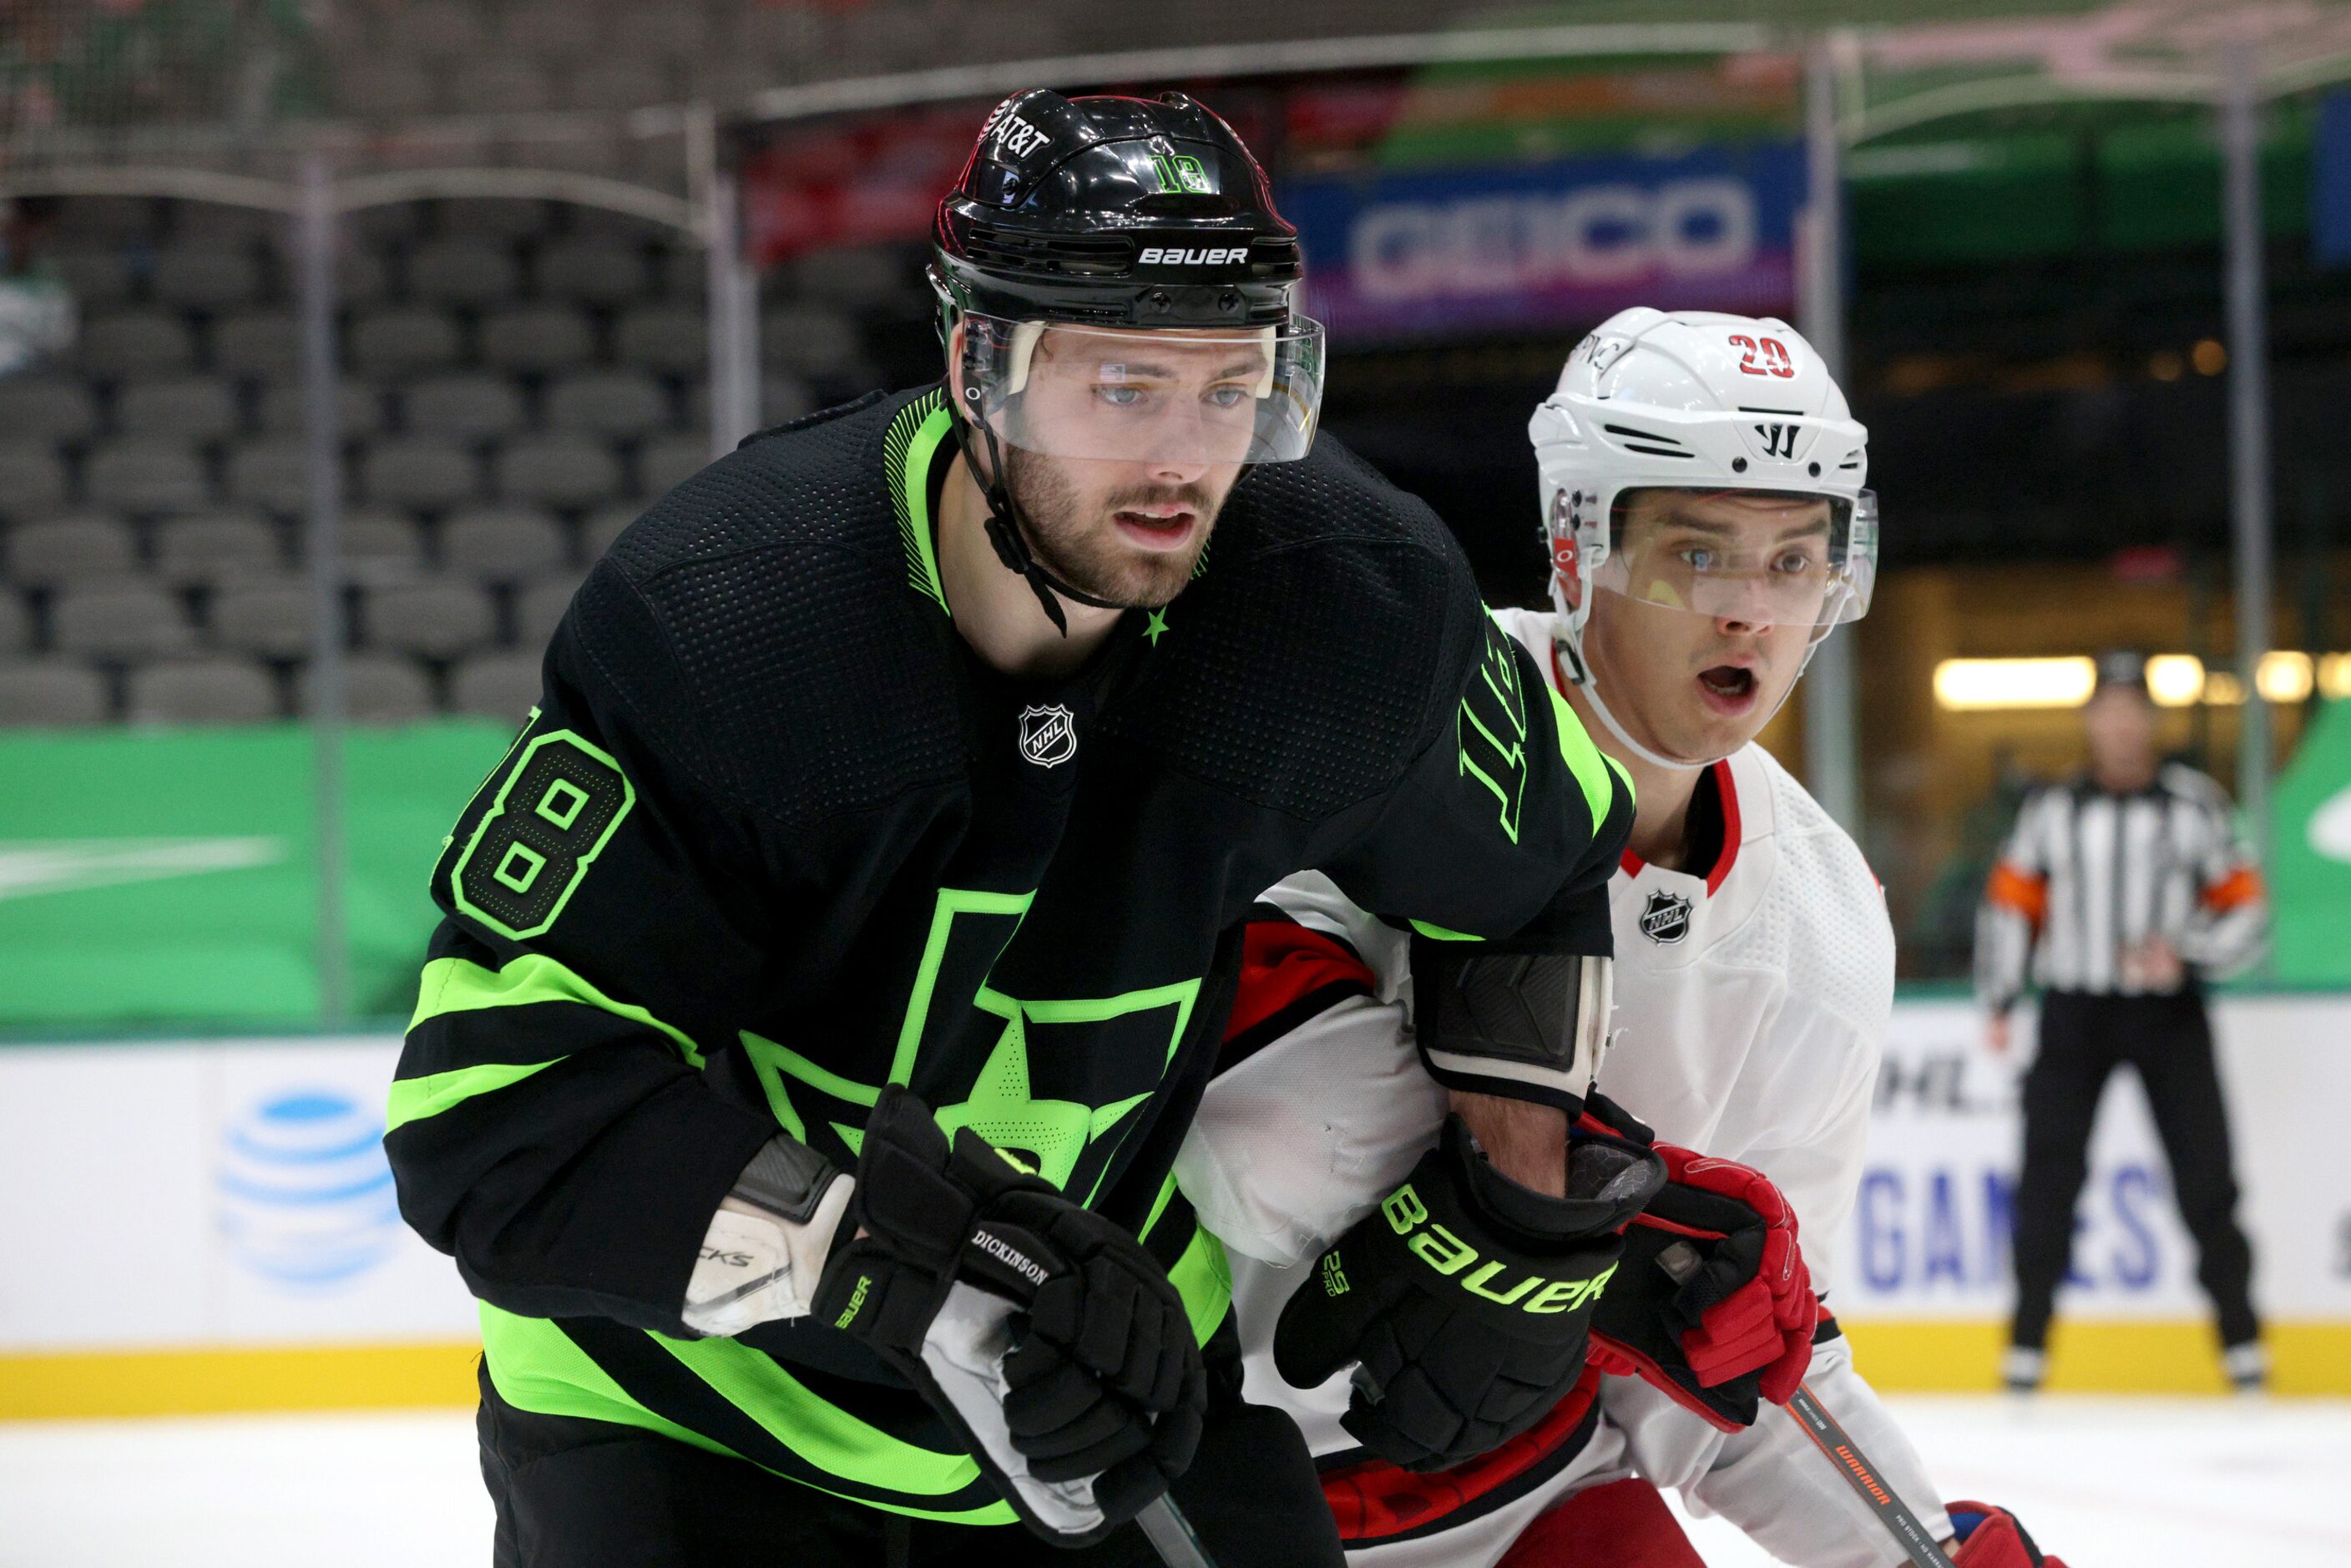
[929,89,1325,630]
[933,88,1304,329]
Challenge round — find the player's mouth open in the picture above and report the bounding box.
[1114,506,1197,550]
[1697,664,1757,713]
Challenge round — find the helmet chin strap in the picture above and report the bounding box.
[1555,621,1825,774]
[1575,664,1716,772]
[949,408,1125,636]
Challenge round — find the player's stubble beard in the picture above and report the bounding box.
[1004,445,1222,609]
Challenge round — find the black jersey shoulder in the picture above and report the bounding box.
[564,387,965,825]
[1100,430,1484,819]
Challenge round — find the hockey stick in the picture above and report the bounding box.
[1136,1495,1222,1568]
[926,1286,1220,1566]
[1782,1383,1957,1568]
[1656,1242,1956,1568]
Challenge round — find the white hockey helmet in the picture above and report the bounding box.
[1527,307,1876,769]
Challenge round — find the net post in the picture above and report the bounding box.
[695,103,761,458]
[2222,37,2275,912]
[297,145,349,1025]
[1800,30,1860,835]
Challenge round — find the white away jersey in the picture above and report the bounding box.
[1181,607,1944,1566]
[1486,607,1896,1289]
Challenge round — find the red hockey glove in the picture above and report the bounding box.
[1578,1093,1817,1432]
[1947,1500,2069,1568]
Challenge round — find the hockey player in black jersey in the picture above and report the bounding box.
[387,89,1641,1567]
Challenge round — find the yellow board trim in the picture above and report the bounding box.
[7,1319,2349,1420]
[1840,1318,2351,1396]
[0,1341,480,1420]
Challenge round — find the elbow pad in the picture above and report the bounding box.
[1412,942,1611,1115]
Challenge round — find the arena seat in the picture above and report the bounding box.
[362,440,480,512]
[450,649,545,719]
[0,377,99,443]
[0,660,111,726]
[0,443,70,517]
[210,577,322,660]
[127,658,281,724]
[299,653,437,723]
[361,579,495,659]
[52,582,198,661]
[442,508,569,581]
[79,311,197,378]
[8,516,138,586]
[150,245,264,311]
[154,513,284,587]
[84,438,210,513]
[401,374,527,441]
[114,377,240,442]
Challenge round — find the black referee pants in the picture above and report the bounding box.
[476,1353,1345,1568]
[2009,990,2260,1353]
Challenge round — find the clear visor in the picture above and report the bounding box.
[955,311,1324,466]
[1584,486,1878,635]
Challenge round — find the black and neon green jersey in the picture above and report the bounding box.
[386,383,1633,1523]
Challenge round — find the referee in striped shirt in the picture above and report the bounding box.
[1976,650,2269,1393]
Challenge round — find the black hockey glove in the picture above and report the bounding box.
[1273,1115,1662,1471]
[811,1086,1205,1545]
[1577,1093,1818,1434]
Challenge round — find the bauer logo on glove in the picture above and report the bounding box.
[1375,1181,1618,1314]
[1274,1115,1662,1472]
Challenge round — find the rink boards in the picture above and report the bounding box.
[2,994,2348,1418]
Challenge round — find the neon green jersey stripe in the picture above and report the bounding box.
[654,1334,1004,1507]
[386,1057,559,1134]
[1548,685,1620,830]
[741,1029,882,1108]
[1603,751,1636,811]
[886,393,954,612]
[480,1306,1015,1525]
[409,953,705,1068]
[481,1302,734,1459]
[1165,1225,1234,1345]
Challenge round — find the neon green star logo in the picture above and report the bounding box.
[1145,609,1170,646]
[932,1000,1098,1191]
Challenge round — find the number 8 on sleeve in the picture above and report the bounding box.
[451,731,635,940]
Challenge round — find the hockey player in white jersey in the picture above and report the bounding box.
[1179,309,2066,1568]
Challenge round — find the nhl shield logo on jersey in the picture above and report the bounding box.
[1018,704,1077,768]
[1638,888,1694,944]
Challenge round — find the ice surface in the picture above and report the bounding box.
[1669,1395,2351,1567]
[2,1395,2346,1565]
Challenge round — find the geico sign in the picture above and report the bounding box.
[1351,178,1757,302]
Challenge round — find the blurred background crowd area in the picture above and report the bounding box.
[2,0,2348,1019]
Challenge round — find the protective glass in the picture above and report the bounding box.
[954,311,1324,466]
[1586,486,1877,635]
